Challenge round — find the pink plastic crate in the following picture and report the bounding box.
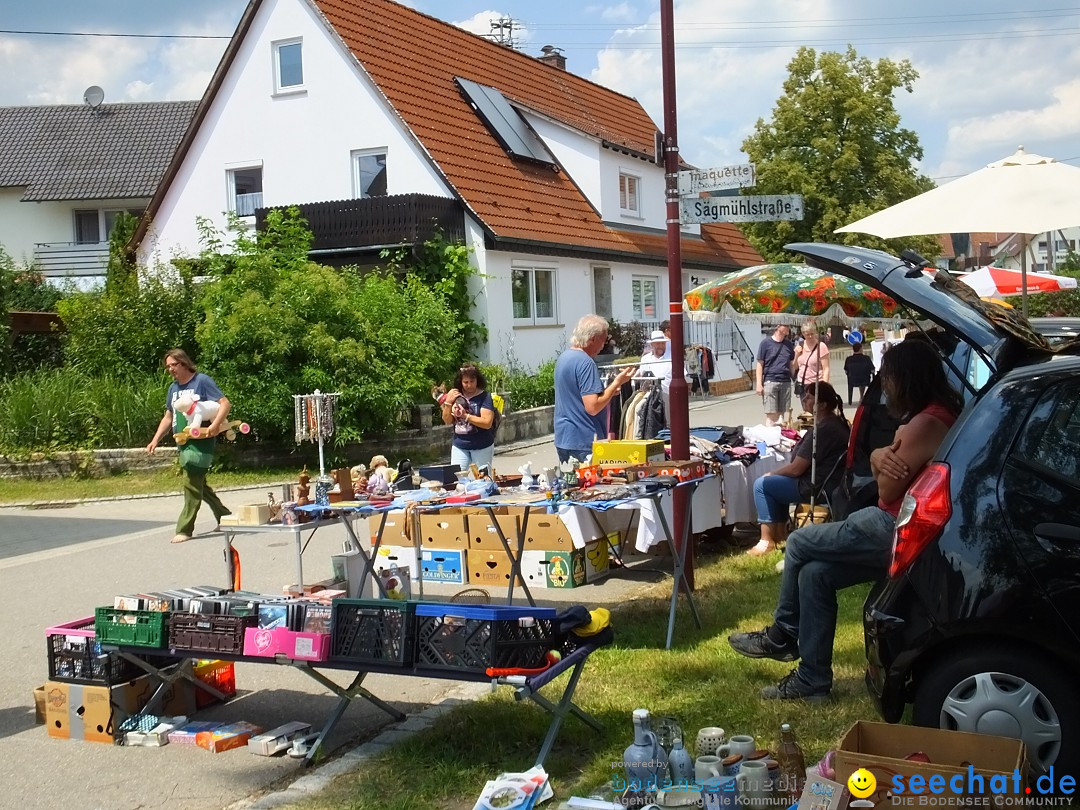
[243,627,330,661]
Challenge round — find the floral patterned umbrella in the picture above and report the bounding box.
[684,262,901,325]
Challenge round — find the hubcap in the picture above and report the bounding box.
[938,671,1061,772]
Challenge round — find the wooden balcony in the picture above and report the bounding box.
[256,193,466,253]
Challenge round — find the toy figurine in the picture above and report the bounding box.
[297,466,311,506]
[367,455,393,496]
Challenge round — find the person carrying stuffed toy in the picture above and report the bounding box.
[146,348,233,544]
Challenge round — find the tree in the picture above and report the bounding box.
[740,46,940,262]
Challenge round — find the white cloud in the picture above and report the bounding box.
[599,3,637,22]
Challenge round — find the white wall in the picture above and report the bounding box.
[0,192,146,266]
[139,0,452,266]
[524,114,603,211]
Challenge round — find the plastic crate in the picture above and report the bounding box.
[94,607,170,648]
[414,603,557,674]
[169,613,254,654]
[330,599,417,666]
[46,617,144,685]
[194,660,237,708]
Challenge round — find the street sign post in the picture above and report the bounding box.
[677,164,756,194]
[680,194,804,224]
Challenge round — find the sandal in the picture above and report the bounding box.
[745,539,776,556]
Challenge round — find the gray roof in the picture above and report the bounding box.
[0,101,199,202]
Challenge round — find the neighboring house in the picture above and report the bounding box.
[947,230,1080,273]
[0,101,198,285]
[133,0,762,367]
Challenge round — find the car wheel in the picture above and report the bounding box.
[913,649,1079,775]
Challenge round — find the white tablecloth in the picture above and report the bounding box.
[718,450,789,524]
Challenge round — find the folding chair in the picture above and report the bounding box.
[793,453,845,528]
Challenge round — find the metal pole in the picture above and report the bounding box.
[660,0,693,589]
[314,389,326,479]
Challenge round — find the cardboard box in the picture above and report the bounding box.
[420,548,468,584]
[370,511,410,546]
[521,514,585,552]
[584,540,611,582]
[542,548,587,589]
[641,459,708,481]
[247,721,312,756]
[243,627,331,661]
[372,545,421,580]
[34,684,46,724]
[591,439,665,465]
[168,720,221,746]
[834,721,1027,808]
[44,672,194,743]
[468,549,525,588]
[418,511,469,548]
[519,550,549,588]
[467,513,522,551]
[220,503,272,526]
[196,721,262,753]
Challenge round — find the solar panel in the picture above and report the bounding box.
[455,77,555,166]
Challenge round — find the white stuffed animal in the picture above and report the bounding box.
[173,392,221,436]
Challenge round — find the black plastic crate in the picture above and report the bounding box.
[169,613,255,654]
[330,599,416,666]
[414,604,557,674]
[46,618,143,685]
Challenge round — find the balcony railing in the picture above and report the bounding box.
[33,242,110,277]
[256,193,466,252]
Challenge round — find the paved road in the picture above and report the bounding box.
[1,358,848,810]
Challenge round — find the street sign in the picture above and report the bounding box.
[847,330,864,345]
[680,194,804,224]
[677,164,756,194]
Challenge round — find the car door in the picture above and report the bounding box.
[998,373,1080,642]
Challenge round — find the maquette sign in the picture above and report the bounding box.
[677,163,756,194]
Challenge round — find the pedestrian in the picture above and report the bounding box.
[755,324,794,426]
[641,319,673,359]
[792,321,830,397]
[843,341,875,405]
[747,382,850,556]
[441,363,497,472]
[554,314,637,464]
[146,349,232,544]
[639,329,674,426]
[728,340,963,701]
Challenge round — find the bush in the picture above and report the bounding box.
[0,248,65,378]
[58,272,200,380]
[193,209,468,444]
[0,368,166,454]
[480,359,556,411]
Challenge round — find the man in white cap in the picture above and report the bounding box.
[639,329,676,426]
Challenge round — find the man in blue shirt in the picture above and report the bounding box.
[755,324,795,426]
[554,315,637,463]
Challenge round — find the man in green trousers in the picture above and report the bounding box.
[146,348,232,543]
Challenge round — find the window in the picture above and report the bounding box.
[273,39,304,93]
[1016,382,1080,481]
[511,264,557,325]
[619,172,640,215]
[73,208,144,244]
[352,150,388,198]
[227,167,264,216]
[632,276,659,320]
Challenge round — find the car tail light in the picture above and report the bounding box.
[889,462,951,578]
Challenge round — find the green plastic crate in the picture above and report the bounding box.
[94,607,169,648]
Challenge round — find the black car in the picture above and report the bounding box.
[787,242,1080,775]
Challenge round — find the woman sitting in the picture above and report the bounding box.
[747,382,850,556]
[441,364,497,472]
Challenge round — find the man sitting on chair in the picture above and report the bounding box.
[727,340,963,701]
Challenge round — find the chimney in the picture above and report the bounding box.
[539,45,566,70]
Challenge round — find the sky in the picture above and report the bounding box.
[2,0,1079,186]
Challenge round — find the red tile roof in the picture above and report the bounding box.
[313,0,760,269]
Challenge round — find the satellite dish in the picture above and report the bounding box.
[83,86,105,110]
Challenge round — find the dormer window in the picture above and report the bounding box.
[620,172,640,216]
[273,39,304,94]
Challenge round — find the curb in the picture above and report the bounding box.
[225,681,491,810]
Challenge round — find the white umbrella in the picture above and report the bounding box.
[958,265,1077,298]
[837,147,1080,314]
[838,147,1080,237]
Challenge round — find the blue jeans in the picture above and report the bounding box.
[773,506,895,691]
[753,474,801,523]
[556,446,592,464]
[451,443,494,472]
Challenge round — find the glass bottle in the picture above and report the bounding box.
[776,722,807,801]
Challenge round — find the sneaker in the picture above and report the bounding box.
[760,668,832,702]
[727,626,799,661]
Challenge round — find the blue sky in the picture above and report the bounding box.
[2,0,1079,184]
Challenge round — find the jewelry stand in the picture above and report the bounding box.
[293,390,341,480]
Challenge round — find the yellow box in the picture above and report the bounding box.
[591,439,665,465]
[467,549,525,588]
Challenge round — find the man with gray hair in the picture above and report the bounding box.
[554,315,637,463]
[756,324,795,426]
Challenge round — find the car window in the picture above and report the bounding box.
[1015,381,1080,481]
[966,353,992,391]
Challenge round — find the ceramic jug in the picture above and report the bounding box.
[623,708,668,789]
[667,737,694,784]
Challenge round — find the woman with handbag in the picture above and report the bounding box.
[792,322,830,397]
[746,382,850,556]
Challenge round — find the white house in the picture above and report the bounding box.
[0,101,197,285]
[134,0,762,369]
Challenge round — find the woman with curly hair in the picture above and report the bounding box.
[441,364,497,471]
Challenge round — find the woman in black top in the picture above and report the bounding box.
[747,382,851,555]
[441,364,497,472]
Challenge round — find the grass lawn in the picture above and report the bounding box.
[0,466,299,504]
[287,542,879,810]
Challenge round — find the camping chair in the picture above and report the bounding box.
[792,454,845,529]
